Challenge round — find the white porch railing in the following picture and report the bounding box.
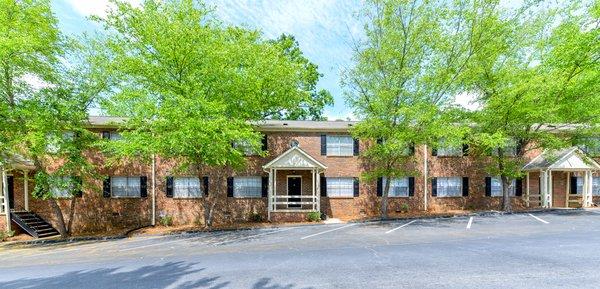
[271,195,319,212]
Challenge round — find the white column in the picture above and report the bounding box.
[2,169,10,231]
[540,170,548,208]
[547,170,553,208]
[23,170,29,211]
[273,169,277,212]
[565,172,570,208]
[584,170,593,208]
[311,169,316,211]
[267,169,273,221]
[316,171,321,213]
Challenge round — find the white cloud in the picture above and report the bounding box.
[65,0,141,18]
[454,91,481,111]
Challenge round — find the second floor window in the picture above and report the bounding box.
[436,139,463,157]
[581,137,600,156]
[326,135,354,156]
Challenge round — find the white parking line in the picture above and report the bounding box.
[119,238,188,252]
[528,213,549,224]
[385,220,416,234]
[466,217,473,229]
[213,227,297,245]
[301,224,357,240]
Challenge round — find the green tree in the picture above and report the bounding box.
[344,0,492,218]
[464,1,600,211]
[93,0,332,226]
[1,0,101,236]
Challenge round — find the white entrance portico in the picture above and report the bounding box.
[262,144,327,220]
[523,147,600,208]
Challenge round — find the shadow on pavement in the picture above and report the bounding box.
[0,261,313,289]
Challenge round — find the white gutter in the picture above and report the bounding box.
[423,144,428,211]
[151,154,156,226]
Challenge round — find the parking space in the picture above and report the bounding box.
[3,210,600,264]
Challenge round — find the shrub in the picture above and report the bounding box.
[307,211,321,222]
[0,230,15,242]
[159,215,174,227]
[249,212,264,222]
[400,203,409,212]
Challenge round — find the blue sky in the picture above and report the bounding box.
[52,0,365,120]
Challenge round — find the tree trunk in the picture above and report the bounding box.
[380,176,391,220]
[501,175,512,212]
[66,197,77,235]
[49,198,68,237]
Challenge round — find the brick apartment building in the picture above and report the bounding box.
[1,116,599,237]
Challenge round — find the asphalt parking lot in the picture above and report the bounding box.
[1,209,600,289]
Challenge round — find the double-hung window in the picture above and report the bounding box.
[383,177,410,197]
[436,139,462,157]
[326,135,354,156]
[581,137,600,156]
[326,177,354,197]
[490,177,516,197]
[437,177,462,197]
[174,177,202,198]
[111,176,141,197]
[593,177,600,196]
[50,176,74,198]
[233,176,262,198]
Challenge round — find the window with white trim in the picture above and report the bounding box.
[233,176,261,198]
[437,139,462,156]
[593,177,600,196]
[50,176,75,198]
[383,177,410,197]
[111,177,141,197]
[326,135,354,156]
[174,177,202,198]
[234,140,256,156]
[493,140,518,156]
[326,177,354,197]
[490,177,516,197]
[437,177,462,197]
[581,137,600,156]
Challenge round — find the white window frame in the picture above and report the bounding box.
[326,135,354,156]
[490,177,516,197]
[437,177,462,197]
[233,176,262,198]
[111,176,141,198]
[383,177,410,197]
[173,176,202,198]
[437,139,462,157]
[326,177,354,197]
[593,177,600,196]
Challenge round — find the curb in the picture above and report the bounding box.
[0,235,127,248]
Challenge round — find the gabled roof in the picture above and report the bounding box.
[263,146,327,170]
[522,147,600,171]
[1,153,35,170]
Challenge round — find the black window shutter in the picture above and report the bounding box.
[261,135,268,151]
[140,176,148,197]
[73,176,83,197]
[462,177,469,196]
[376,138,383,145]
[462,144,469,156]
[431,178,437,197]
[432,147,438,156]
[101,131,110,139]
[409,143,415,156]
[103,177,111,198]
[408,177,415,196]
[353,177,360,197]
[515,178,523,196]
[516,139,524,155]
[376,177,383,196]
[261,176,268,197]
[570,176,578,194]
[227,177,234,197]
[320,134,327,155]
[7,176,13,208]
[166,176,174,198]
[485,177,492,197]
[320,176,327,197]
[353,138,360,156]
[203,176,209,196]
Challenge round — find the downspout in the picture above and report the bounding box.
[151,154,156,226]
[2,167,10,231]
[423,144,428,212]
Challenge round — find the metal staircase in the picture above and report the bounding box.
[11,211,60,238]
